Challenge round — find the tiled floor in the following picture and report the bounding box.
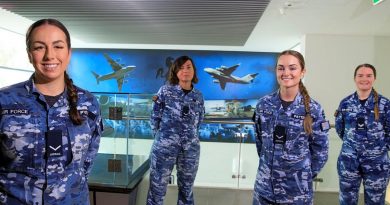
[163,186,253,205]
[163,187,362,205]
[135,178,367,205]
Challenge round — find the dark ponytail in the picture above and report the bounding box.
[373,88,379,121]
[64,72,83,125]
[299,81,313,135]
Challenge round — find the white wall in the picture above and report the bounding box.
[303,34,390,122]
[374,36,390,98]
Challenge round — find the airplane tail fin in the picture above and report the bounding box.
[91,71,100,84]
[242,73,259,83]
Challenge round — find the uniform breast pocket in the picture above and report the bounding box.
[163,98,179,116]
[284,135,309,158]
[0,114,39,168]
[343,112,357,126]
[289,114,305,133]
[190,101,202,115]
[371,110,386,132]
[67,121,92,164]
[259,113,274,131]
[286,117,308,158]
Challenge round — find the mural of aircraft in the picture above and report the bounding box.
[91,53,136,92]
[209,106,226,111]
[204,64,258,90]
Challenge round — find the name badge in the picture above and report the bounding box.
[1,109,29,115]
[46,130,63,157]
[341,108,354,112]
[259,109,273,115]
[292,114,305,120]
[273,125,286,144]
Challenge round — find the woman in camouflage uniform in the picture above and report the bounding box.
[252,50,329,204]
[147,56,205,205]
[335,64,390,205]
[0,19,102,205]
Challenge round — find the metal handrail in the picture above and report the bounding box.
[118,116,335,128]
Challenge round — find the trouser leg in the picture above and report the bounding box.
[253,191,279,205]
[337,152,361,205]
[147,141,177,205]
[361,153,390,205]
[176,142,200,205]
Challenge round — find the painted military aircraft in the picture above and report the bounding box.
[204,64,258,90]
[209,106,226,111]
[91,53,136,92]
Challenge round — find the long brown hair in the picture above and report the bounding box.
[26,19,83,125]
[168,56,199,85]
[278,50,313,135]
[354,63,379,121]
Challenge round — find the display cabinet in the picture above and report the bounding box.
[88,92,154,195]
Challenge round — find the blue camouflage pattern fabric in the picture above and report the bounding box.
[335,91,390,205]
[0,77,102,205]
[147,84,204,205]
[252,91,329,205]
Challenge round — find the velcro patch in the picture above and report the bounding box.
[46,130,63,157]
[321,121,330,131]
[273,125,286,144]
[356,117,366,131]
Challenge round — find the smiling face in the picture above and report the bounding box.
[354,66,375,93]
[27,24,71,84]
[176,60,195,84]
[276,54,305,90]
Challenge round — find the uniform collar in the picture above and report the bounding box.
[173,84,194,93]
[24,74,69,106]
[24,74,38,95]
[352,91,375,107]
[272,89,304,108]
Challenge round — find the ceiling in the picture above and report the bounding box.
[0,0,270,46]
[1,0,390,51]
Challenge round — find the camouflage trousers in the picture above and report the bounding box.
[337,151,390,205]
[147,135,200,205]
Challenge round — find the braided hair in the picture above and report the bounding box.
[354,63,379,121]
[299,81,313,134]
[26,19,82,125]
[64,72,83,125]
[278,50,313,135]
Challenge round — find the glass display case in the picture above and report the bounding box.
[88,92,259,191]
[88,92,154,192]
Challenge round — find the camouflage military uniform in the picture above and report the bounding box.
[335,91,390,205]
[147,84,204,205]
[252,91,329,205]
[0,77,102,205]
